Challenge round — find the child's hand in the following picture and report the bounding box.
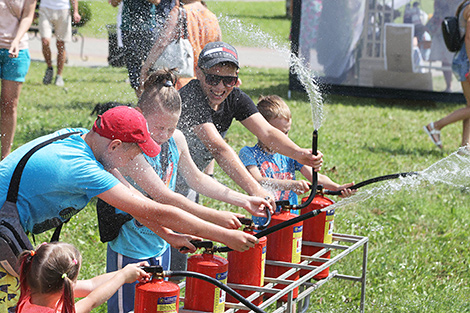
[121,262,151,284]
[333,182,356,198]
[222,229,258,252]
[213,211,243,229]
[243,196,272,217]
[292,180,311,195]
[166,232,203,253]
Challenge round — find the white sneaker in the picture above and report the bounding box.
[55,75,64,87]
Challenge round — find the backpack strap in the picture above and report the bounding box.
[5,131,81,242]
[6,132,80,203]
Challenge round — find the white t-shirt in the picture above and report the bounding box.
[40,0,70,11]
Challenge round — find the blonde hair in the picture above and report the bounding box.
[139,69,182,115]
[257,95,291,122]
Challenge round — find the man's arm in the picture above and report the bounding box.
[70,0,81,24]
[241,113,323,170]
[192,122,276,208]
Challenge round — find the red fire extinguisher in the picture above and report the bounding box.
[227,230,267,312]
[134,267,180,313]
[300,194,334,279]
[185,251,229,313]
[265,208,303,301]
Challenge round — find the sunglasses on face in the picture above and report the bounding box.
[202,70,238,88]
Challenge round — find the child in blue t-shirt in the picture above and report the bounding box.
[239,95,354,216]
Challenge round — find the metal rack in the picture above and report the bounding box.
[180,233,368,313]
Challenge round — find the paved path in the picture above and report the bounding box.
[27,31,290,69]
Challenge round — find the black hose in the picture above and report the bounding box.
[290,130,319,211]
[324,171,419,196]
[166,270,267,313]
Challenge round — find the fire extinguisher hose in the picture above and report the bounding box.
[324,171,419,196]
[165,270,267,313]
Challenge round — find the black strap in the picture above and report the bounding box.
[5,131,80,242]
[50,223,64,242]
[6,132,80,203]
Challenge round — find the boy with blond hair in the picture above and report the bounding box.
[239,95,354,210]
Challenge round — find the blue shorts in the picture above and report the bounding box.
[452,44,469,82]
[0,49,31,82]
[106,244,171,313]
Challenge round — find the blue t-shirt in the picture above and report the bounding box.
[109,137,179,259]
[0,128,120,234]
[239,144,304,206]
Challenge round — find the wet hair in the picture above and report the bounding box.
[257,95,291,122]
[17,242,82,313]
[138,69,182,115]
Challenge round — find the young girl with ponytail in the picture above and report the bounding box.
[15,242,150,313]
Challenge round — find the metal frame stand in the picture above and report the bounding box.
[180,233,368,313]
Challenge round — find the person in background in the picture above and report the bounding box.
[239,95,354,223]
[176,41,323,206]
[104,70,270,313]
[140,0,222,90]
[426,0,462,92]
[39,0,81,86]
[15,242,150,313]
[109,0,171,96]
[0,0,36,160]
[424,1,470,149]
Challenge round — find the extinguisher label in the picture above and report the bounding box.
[260,246,266,285]
[157,295,177,313]
[292,225,303,263]
[214,271,228,313]
[324,209,335,244]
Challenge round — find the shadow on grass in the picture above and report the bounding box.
[365,145,447,157]
[226,14,288,21]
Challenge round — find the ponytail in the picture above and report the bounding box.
[16,242,81,313]
[139,68,182,114]
[58,274,76,313]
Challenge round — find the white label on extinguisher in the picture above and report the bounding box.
[213,271,228,313]
[157,295,177,313]
[260,245,266,286]
[292,225,303,264]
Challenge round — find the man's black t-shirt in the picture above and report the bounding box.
[177,79,258,171]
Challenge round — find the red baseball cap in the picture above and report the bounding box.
[92,106,161,157]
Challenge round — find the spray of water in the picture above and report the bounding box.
[218,16,323,129]
[329,147,470,211]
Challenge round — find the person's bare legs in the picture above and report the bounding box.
[442,60,452,93]
[41,37,53,68]
[1,80,22,159]
[56,40,66,76]
[428,81,470,147]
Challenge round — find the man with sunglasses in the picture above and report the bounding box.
[176,41,323,205]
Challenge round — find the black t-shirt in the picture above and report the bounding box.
[177,79,258,171]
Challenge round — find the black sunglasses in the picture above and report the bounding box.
[202,70,238,88]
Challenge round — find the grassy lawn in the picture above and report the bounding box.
[22,60,470,312]
[77,0,291,46]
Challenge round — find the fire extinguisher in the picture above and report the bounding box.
[227,229,267,312]
[184,243,229,313]
[300,193,334,279]
[134,266,180,313]
[265,206,303,301]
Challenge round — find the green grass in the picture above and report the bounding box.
[21,61,470,312]
[77,0,291,45]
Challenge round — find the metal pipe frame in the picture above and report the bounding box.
[224,233,368,313]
